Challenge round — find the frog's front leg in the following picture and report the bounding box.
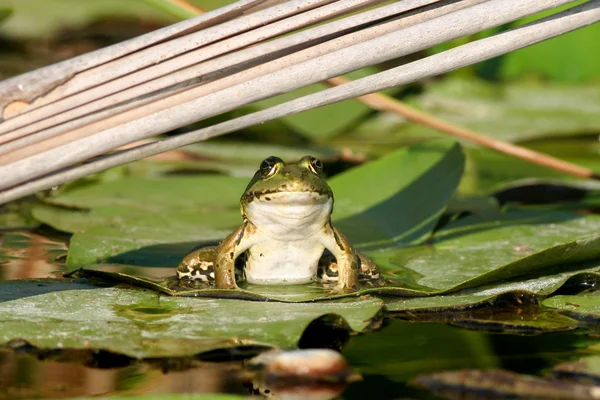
[214,220,256,289]
[321,223,360,291]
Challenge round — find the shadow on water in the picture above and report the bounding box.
[342,319,598,400]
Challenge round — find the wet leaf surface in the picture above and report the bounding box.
[543,292,600,321]
[386,261,600,312]
[0,283,384,358]
[373,211,600,294]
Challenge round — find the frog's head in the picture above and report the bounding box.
[241,156,333,234]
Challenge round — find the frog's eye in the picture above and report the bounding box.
[307,156,323,175]
[260,156,281,177]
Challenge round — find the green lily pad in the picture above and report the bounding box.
[60,208,600,302]
[33,140,464,268]
[331,139,464,247]
[371,211,600,294]
[0,283,384,358]
[386,261,600,313]
[543,292,600,321]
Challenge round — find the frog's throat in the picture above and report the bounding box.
[244,193,332,237]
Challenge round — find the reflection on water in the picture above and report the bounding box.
[0,232,67,280]
[0,349,240,399]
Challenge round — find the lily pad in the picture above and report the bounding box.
[32,140,464,267]
[386,261,600,313]
[0,283,384,358]
[64,210,600,301]
[543,292,600,321]
[371,211,600,294]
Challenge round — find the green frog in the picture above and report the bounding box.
[177,155,379,291]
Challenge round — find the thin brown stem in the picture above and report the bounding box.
[169,0,206,14]
[325,76,599,180]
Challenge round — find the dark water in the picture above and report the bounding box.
[1,231,598,399]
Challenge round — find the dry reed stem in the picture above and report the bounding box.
[0,0,339,137]
[0,0,573,190]
[0,0,442,156]
[1,0,597,203]
[0,0,271,117]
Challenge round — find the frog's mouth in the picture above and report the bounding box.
[255,191,330,205]
[246,191,332,226]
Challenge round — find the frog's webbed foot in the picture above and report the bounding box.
[358,252,380,280]
[177,246,245,283]
[317,251,380,283]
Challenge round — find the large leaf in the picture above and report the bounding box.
[371,210,600,293]
[32,140,464,267]
[386,261,600,313]
[330,139,464,246]
[0,283,384,358]
[543,292,600,320]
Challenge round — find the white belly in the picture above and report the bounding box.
[244,239,325,285]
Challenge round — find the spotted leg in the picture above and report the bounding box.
[214,221,256,289]
[321,223,360,291]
